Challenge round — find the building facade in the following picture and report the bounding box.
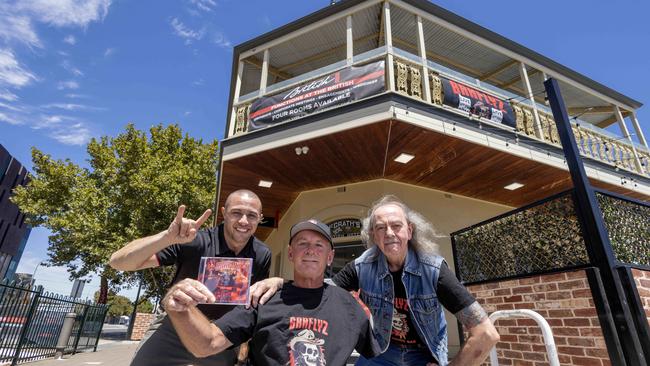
[216,1,650,364]
[0,144,31,281]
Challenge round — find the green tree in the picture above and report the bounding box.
[136,298,155,313]
[13,124,218,303]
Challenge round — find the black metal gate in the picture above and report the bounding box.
[0,280,109,365]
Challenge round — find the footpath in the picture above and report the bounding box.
[26,340,139,366]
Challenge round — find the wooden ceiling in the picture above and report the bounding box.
[218,120,649,238]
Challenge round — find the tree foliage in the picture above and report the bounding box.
[13,123,218,302]
[94,291,153,316]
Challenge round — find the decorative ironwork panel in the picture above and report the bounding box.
[234,104,250,135]
[409,65,422,99]
[395,61,408,94]
[430,73,443,105]
[597,192,650,266]
[453,193,589,283]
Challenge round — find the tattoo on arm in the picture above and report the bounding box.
[456,301,487,329]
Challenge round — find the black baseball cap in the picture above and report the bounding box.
[289,219,333,248]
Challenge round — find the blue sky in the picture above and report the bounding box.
[2,0,649,300]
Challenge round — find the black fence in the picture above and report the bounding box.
[0,280,109,365]
[451,188,649,284]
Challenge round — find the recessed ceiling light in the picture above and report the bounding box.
[504,182,524,191]
[394,153,415,164]
[258,180,273,188]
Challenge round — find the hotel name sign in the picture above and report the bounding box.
[328,218,362,239]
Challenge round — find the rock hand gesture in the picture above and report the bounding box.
[165,205,213,245]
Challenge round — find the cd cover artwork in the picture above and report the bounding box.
[197,257,253,305]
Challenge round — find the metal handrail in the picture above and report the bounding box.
[488,309,560,366]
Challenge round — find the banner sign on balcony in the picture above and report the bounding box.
[441,77,516,128]
[327,218,362,239]
[248,60,385,130]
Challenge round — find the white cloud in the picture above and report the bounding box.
[103,47,115,57]
[192,78,204,86]
[0,8,41,48]
[43,102,104,111]
[212,32,231,48]
[189,0,217,12]
[0,89,18,101]
[0,101,24,112]
[50,122,91,145]
[0,48,37,88]
[43,102,85,110]
[57,80,79,90]
[170,18,204,45]
[64,93,88,99]
[63,34,76,45]
[0,111,21,125]
[18,0,112,28]
[61,59,83,76]
[184,111,191,116]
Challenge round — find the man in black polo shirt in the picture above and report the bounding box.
[109,189,271,366]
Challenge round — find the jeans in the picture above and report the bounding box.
[356,343,438,366]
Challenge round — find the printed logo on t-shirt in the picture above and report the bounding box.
[288,317,328,366]
[391,308,409,340]
[391,297,419,345]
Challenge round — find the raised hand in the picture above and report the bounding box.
[165,205,212,244]
[163,279,216,312]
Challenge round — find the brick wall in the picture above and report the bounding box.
[466,269,610,366]
[631,268,650,327]
[130,312,156,341]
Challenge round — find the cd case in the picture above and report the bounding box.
[197,257,253,305]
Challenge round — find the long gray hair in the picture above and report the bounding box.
[360,195,440,256]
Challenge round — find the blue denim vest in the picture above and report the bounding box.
[354,246,448,365]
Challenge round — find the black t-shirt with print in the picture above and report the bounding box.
[156,224,271,318]
[390,269,425,346]
[214,282,380,366]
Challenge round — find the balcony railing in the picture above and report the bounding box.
[230,47,649,178]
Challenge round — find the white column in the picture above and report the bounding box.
[614,105,644,173]
[384,1,395,92]
[259,49,269,96]
[416,15,431,102]
[228,60,245,137]
[346,15,353,65]
[629,112,648,148]
[519,63,544,140]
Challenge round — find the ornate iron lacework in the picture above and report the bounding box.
[597,192,650,266]
[453,193,589,283]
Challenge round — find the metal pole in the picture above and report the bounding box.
[55,312,77,359]
[544,78,646,366]
[127,275,143,340]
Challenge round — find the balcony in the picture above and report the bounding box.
[225,1,648,181]
[230,49,649,179]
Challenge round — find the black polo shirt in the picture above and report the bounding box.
[156,224,271,318]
